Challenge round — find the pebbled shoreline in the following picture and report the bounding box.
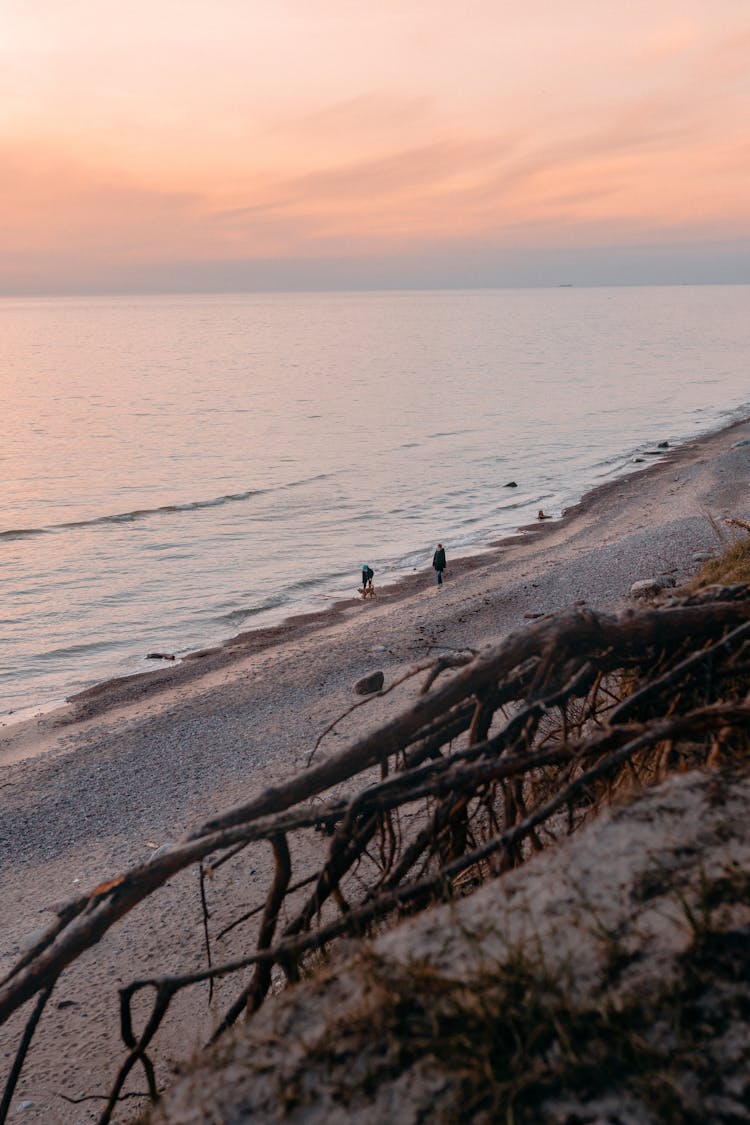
[4,413,750,755]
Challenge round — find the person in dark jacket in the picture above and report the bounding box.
[361,564,374,590]
[432,543,446,586]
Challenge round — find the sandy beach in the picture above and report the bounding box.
[1,416,749,1122]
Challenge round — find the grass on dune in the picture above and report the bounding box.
[692,535,750,588]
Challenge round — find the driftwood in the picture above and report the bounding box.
[2,585,750,1123]
[724,515,750,534]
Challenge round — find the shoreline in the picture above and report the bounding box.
[2,411,749,767]
[1,403,746,728]
[2,409,746,733]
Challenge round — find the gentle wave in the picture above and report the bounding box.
[37,638,118,661]
[214,566,356,629]
[0,528,47,542]
[0,472,335,540]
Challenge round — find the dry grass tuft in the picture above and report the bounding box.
[693,536,750,589]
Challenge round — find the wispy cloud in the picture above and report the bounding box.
[2,1,749,288]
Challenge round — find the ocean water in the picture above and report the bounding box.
[1,286,748,717]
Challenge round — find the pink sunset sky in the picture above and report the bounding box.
[2,0,749,293]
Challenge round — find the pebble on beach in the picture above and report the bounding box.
[353,671,384,695]
[630,575,677,599]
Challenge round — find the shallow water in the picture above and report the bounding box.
[1,286,748,714]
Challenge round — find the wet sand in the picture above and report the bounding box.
[0,416,749,1121]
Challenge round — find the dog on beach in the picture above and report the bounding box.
[358,586,376,600]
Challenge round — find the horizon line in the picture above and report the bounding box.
[1,278,749,300]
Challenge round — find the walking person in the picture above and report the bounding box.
[432,543,446,586]
[361,563,374,592]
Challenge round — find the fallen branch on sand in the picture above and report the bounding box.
[1,584,750,1123]
[724,514,750,534]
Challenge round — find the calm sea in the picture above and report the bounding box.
[1,286,748,718]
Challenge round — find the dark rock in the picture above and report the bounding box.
[504,481,517,488]
[354,671,384,695]
[657,441,670,448]
[630,575,675,599]
[630,579,662,599]
[146,652,176,661]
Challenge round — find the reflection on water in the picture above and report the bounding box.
[1,286,748,712]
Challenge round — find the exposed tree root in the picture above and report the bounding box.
[1,584,750,1123]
